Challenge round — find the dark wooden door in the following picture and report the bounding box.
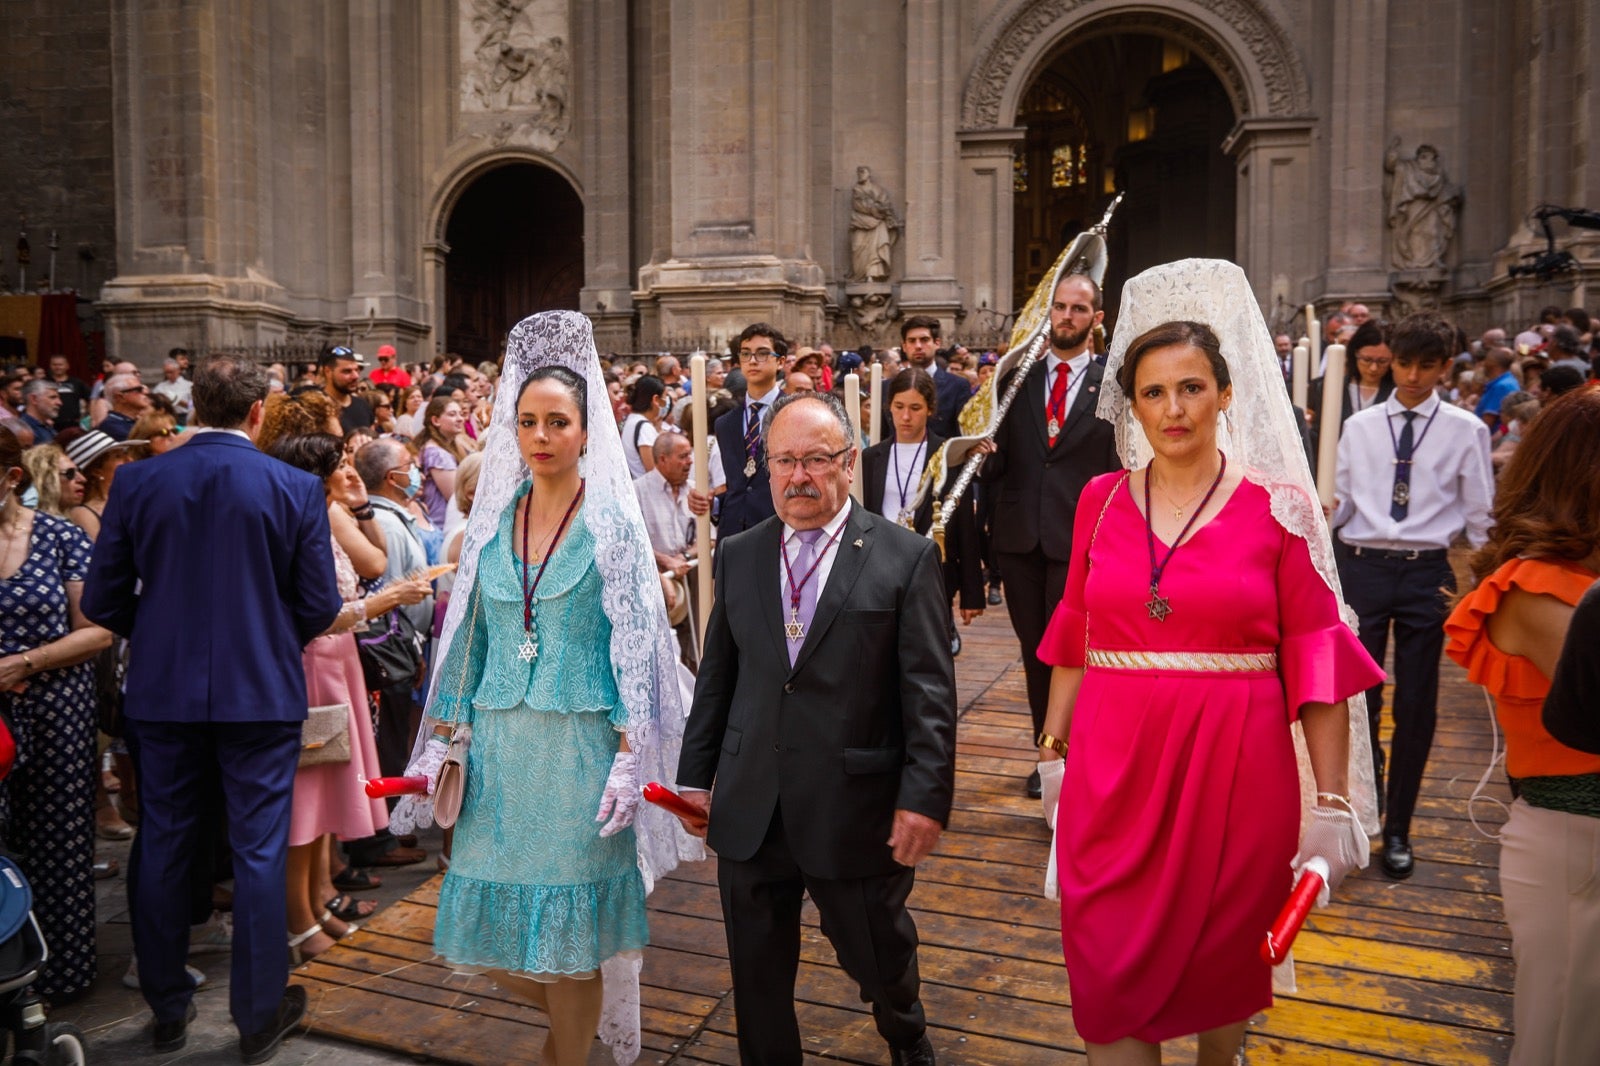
[445,164,583,364]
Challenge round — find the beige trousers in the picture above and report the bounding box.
[1499,798,1600,1066]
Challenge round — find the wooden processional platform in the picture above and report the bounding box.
[296,603,1516,1064]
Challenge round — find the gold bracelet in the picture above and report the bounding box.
[1037,731,1069,758]
[20,652,33,674]
[1316,791,1355,813]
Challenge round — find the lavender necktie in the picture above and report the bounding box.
[786,527,826,666]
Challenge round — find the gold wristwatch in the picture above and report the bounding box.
[1036,731,1068,758]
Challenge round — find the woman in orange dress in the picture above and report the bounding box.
[1444,386,1600,1066]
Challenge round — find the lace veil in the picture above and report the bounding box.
[1096,259,1380,837]
[403,310,702,1063]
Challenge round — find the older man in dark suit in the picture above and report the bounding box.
[83,354,342,1062]
[676,390,957,1066]
[979,273,1121,797]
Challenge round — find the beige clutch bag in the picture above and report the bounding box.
[433,729,471,828]
[299,703,352,767]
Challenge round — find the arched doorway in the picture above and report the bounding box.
[1013,35,1236,322]
[444,163,583,364]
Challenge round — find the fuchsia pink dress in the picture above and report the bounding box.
[1038,473,1382,1044]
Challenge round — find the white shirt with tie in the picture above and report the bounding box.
[1043,350,1093,427]
[1332,391,1493,552]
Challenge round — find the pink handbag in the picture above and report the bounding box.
[432,730,470,829]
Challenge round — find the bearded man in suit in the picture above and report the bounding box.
[675,390,957,1066]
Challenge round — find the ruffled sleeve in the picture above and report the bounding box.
[1276,526,1385,720]
[1445,558,1587,700]
[1038,472,1123,668]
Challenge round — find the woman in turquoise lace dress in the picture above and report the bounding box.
[395,312,698,1066]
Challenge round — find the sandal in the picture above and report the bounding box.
[324,894,377,922]
[331,867,382,892]
[288,923,325,966]
[318,909,359,940]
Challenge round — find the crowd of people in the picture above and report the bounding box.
[0,274,1596,1065]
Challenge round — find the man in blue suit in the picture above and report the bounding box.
[690,322,785,537]
[83,354,342,1062]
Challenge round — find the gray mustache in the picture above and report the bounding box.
[784,484,822,500]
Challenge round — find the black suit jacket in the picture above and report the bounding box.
[861,432,984,609]
[980,359,1121,561]
[678,504,958,880]
[712,403,776,536]
[929,367,973,440]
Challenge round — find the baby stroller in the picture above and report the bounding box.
[0,698,87,1065]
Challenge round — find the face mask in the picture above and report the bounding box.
[395,467,422,499]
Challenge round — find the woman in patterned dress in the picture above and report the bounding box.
[0,425,113,1003]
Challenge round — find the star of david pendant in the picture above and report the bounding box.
[1047,417,1061,438]
[1391,481,1410,508]
[1145,586,1172,621]
[784,615,806,641]
[517,636,538,663]
[744,458,757,478]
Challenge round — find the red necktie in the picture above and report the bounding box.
[1046,363,1070,445]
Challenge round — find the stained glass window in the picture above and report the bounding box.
[1013,156,1028,193]
[1051,145,1073,189]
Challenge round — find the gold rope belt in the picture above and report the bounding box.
[1086,648,1278,673]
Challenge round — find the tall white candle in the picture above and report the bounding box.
[1291,344,1309,410]
[1306,304,1322,375]
[689,355,713,644]
[868,361,883,446]
[1315,343,1346,507]
[844,372,863,503]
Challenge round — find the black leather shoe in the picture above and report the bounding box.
[152,1000,197,1052]
[1025,768,1042,799]
[1380,833,1414,880]
[240,985,307,1064]
[890,1034,937,1066]
[987,587,1002,606]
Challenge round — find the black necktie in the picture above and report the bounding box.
[1390,411,1416,521]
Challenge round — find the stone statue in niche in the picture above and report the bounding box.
[1385,139,1461,271]
[461,0,570,142]
[848,166,901,282]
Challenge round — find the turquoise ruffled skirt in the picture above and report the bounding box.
[434,704,647,975]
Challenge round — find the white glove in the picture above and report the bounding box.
[390,735,450,835]
[408,735,451,796]
[1293,805,1367,908]
[1038,758,1064,830]
[594,751,640,838]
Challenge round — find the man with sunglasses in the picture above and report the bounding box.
[690,322,786,537]
[367,343,412,389]
[318,345,375,434]
[95,372,152,441]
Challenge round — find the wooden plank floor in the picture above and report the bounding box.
[299,603,1515,1065]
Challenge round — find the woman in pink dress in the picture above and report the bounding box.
[1035,261,1385,1065]
[266,432,431,961]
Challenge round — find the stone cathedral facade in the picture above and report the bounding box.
[2,0,1596,366]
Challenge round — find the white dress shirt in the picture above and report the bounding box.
[1043,350,1093,424]
[879,440,929,522]
[1332,392,1494,551]
[779,499,852,606]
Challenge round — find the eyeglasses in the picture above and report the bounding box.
[146,427,179,438]
[739,349,778,365]
[59,467,83,481]
[768,447,852,476]
[1356,357,1392,367]
[120,385,149,395]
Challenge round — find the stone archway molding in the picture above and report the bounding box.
[426,144,585,247]
[961,0,1311,131]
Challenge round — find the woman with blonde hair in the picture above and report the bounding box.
[21,443,86,518]
[1445,386,1600,1066]
[128,409,183,457]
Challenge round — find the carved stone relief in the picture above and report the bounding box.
[460,0,570,147]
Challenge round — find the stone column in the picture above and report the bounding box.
[956,128,1025,345]
[1320,0,1391,306]
[344,2,429,357]
[578,0,636,354]
[1223,119,1315,327]
[898,0,962,326]
[633,0,824,348]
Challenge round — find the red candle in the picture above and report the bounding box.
[1261,864,1326,965]
[364,775,430,799]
